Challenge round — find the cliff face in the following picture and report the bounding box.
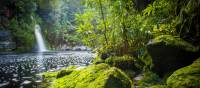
[0,1,15,49]
[0,31,15,52]
[0,0,37,52]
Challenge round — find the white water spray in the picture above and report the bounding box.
[35,24,47,52]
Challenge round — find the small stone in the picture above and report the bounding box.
[21,80,31,85]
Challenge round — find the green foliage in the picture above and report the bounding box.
[144,0,200,45]
[77,0,152,56]
[139,51,153,71]
[167,58,200,88]
[38,0,83,49]
[6,0,41,52]
[15,0,36,14]
[9,18,35,51]
[138,71,160,87]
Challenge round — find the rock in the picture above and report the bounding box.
[137,71,160,87]
[35,80,42,83]
[0,82,10,88]
[44,64,134,88]
[105,55,138,71]
[56,66,77,78]
[72,46,91,51]
[0,31,12,41]
[147,35,199,77]
[92,56,104,64]
[0,31,16,51]
[22,80,32,85]
[166,58,200,88]
[101,53,110,60]
[21,80,32,88]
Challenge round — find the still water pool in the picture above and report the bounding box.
[0,51,94,88]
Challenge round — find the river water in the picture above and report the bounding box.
[0,51,95,88]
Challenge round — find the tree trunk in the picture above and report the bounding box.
[99,0,108,45]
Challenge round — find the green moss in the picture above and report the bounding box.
[40,72,58,88]
[167,58,200,88]
[43,72,58,79]
[124,70,136,79]
[92,56,105,64]
[138,71,160,87]
[150,85,168,88]
[44,64,134,88]
[40,66,78,88]
[153,35,199,52]
[105,55,137,71]
[56,66,77,78]
[43,65,78,79]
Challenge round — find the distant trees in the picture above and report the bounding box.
[37,0,83,49]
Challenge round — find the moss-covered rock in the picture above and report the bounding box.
[92,56,105,64]
[93,55,138,79]
[56,66,77,78]
[166,58,200,88]
[137,71,160,87]
[43,64,134,88]
[150,85,168,88]
[150,35,198,52]
[105,55,138,71]
[147,35,200,77]
[40,66,78,88]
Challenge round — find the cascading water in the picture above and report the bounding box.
[34,24,47,52]
[34,24,46,79]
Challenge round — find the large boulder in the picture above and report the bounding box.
[147,35,199,77]
[167,58,200,88]
[105,55,138,71]
[43,64,134,88]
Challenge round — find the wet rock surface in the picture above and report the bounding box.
[0,51,94,88]
[0,31,15,51]
[147,35,200,77]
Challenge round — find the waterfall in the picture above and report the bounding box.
[34,24,47,52]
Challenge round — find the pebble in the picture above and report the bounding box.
[12,78,19,82]
[21,80,31,85]
[35,80,42,83]
[0,82,9,87]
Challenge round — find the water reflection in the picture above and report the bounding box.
[0,51,94,88]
